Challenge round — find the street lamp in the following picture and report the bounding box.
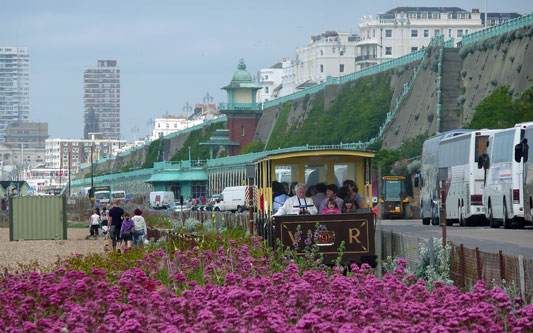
[188,146,191,161]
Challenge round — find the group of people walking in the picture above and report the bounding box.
[89,200,147,251]
[271,180,365,216]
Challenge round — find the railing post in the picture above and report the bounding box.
[499,250,505,283]
[519,255,526,300]
[460,244,466,287]
[476,247,482,281]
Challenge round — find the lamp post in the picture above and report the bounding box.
[188,146,191,162]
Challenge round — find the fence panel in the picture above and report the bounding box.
[9,196,66,240]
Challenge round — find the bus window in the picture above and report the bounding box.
[305,164,327,186]
[474,135,489,162]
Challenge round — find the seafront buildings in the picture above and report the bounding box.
[83,60,121,140]
[0,47,29,142]
[356,7,521,69]
[280,31,360,96]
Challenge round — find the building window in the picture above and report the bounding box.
[63,148,68,152]
[385,29,392,38]
[339,64,344,73]
[241,126,245,137]
[174,123,177,128]
[385,47,392,56]
[411,47,418,53]
[448,29,452,38]
[411,29,418,38]
[264,75,269,80]
[158,123,160,128]
[166,123,169,128]
[320,64,324,73]
[265,87,269,93]
[457,29,463,38]
[320,49,323,56]
[332,47,335,53]
[372,29,375,38]
[465,29,469,35]
[434,29,440,36]
[424,29,429,37]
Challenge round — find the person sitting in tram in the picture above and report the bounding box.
[343,179,365,209]
[319,184,344,213]
[272,181,289,212]
[321,199,341,214]
[341,199,357,213]
[272,184,317,216]
[312,183,326,210]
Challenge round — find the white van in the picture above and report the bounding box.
[111,191,126,201]
[214,186,248,212]
[150,191,175,209]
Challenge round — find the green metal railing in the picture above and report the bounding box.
[461,12,533,46]
[218,103,261,110]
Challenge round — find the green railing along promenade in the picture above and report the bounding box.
[461,12,533,46]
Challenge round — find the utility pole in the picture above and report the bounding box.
[485,0,488,28]
[91,144,94,206]
[68,152,71,196]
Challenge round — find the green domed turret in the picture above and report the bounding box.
[222,59,262,109]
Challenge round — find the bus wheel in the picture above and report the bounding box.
[503,201,511,229]
[459,204,465,227]
[488,204,498,228]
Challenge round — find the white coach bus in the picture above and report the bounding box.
[418,130,473,225]
[485,122,533,228]
[437,130,498,226]
[521,124,533,226]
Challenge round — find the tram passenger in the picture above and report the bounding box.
[272,184,317,216]
[312,183,326,210]
[341,199,357,213]
[272,181,289,212]
[289,181,299,197]
[343,180,365,209]
[321,199,341,214]
[319,184,344,213]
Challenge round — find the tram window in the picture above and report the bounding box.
[334,163,357,186]
[275,165,293,184]
[305,164,327,186]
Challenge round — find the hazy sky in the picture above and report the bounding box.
[2,0,531,142]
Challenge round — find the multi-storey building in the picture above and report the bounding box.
[256,60,287,103]
[4,122,48,149]
[83,60,120,140]
[356,7,486,69]
[151,116,203,141]
[0,47,29,142]
[481,12,522,27]
[45,133,126,172]
[280,31,360,97]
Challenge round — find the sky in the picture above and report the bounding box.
[1,0,532,142]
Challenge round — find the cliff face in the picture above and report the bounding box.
[256,27,533,151]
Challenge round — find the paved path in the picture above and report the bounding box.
[377,219,533,258]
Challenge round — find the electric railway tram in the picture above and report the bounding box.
[253,148,377,267]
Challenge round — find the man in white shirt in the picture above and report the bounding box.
[272,184,318,216]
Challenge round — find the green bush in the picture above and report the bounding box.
[142,138,161,169]
[240,141,265,155]
[171,121,226,161]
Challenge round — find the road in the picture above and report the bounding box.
[377,219,533,259]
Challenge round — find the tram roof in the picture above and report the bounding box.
[254,148,374,163]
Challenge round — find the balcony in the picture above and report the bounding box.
[218,102,261,111]
[355,55,378,63]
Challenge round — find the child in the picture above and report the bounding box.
[342,199,356,213]
[321,199,341,215]
[89,209,100,237]
[119,213,135,250]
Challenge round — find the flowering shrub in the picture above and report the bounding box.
[1,257,532,331]
[1,229,532,331]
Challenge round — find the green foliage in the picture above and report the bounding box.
[265,102,292,150]
[240,141,265,155]
[267,73,393,149]
[373,135,427,175]
[171,122,225,161]
[121,161,134,173]
[143,138,161,169]
[466,85,533,129]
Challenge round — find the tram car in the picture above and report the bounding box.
[253,148,377,267]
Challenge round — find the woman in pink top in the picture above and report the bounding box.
[321,199,341,214]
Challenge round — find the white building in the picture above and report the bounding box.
[151,116,203,141]
[281,31,360,97]
[0,142,45,181]
[256,60,288,103]
[45,135,126,172]
[356,7,486,69]
[0,47,30,142]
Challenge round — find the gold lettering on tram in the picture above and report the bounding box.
[348,227,361,244]
[283,225,297,245]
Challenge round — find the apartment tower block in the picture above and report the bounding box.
[83,60,120,140]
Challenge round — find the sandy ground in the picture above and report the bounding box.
[0,228,106,273]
